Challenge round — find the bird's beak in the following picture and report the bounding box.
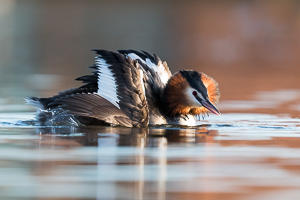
[201,100,221,116]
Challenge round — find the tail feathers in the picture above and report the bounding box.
[25,96,46,109]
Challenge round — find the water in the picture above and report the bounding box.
[0,111,300,200]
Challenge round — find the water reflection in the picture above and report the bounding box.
[0,125,219,200]
[2,113,300,199]
[35,126,218,148]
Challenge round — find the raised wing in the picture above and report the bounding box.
[118,50,172,113]
[27,50,149,127]
[93,50,149,127]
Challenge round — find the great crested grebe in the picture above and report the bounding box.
[26,49,220,127]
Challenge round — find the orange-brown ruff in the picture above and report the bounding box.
[163,72,220,117]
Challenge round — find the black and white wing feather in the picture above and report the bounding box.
[118,50,172,114]
[27,50,149,127]
[118,50,172,86]
[94,50,149,127]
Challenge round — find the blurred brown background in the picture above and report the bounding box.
[1,0,300,111]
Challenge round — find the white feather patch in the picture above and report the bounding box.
[145,58,169,85]
[127,53,145,64]
[127,53,170,85]
[178,115,196,126]
[139,68,146,97]
[96,57,120,109]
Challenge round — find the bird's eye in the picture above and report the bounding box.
[192,91,197,96]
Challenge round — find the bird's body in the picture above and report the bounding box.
[26,49,220,127]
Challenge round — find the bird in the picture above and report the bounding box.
[26,49,220,127]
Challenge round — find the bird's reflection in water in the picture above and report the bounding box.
[35,126,218,148]
[32,126,218,200]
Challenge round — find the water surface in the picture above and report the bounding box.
[1,112,300,200]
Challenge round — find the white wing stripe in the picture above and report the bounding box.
[139,68,146,96]
[127,53,146,64]
[127,53,170,85]
[96,57,120,109]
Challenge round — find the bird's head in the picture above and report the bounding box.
[163,70,220,117]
